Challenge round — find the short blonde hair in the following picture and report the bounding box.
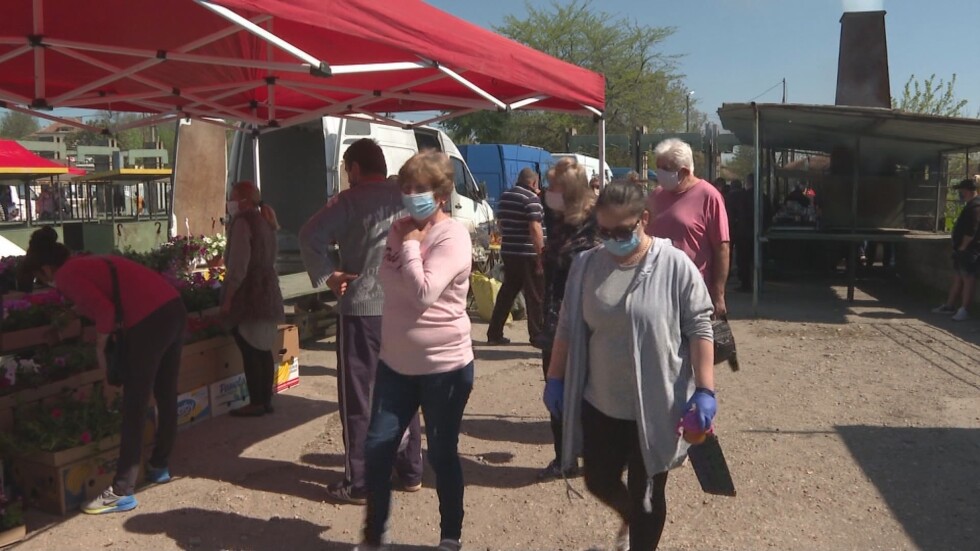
[548,157,593,225]
[399,151,455,199]
[653,138,694,172]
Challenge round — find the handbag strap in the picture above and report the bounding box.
[103,258,124,330]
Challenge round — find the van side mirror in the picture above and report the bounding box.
[477,182,488,201]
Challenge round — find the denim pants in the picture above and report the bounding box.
[363,361,474,544]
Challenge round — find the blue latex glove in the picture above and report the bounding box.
[685,388,717,432]
[543,377,564,417]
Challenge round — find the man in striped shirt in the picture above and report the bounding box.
[487,168,545,346]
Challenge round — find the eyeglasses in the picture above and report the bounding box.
[596,219,641,242]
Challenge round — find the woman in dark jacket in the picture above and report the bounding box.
[24,227,186,514]
[221,181,285,417]
[536,157,600,480]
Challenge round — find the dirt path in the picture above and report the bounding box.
[14,284,980,551]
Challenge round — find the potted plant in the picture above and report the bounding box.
[185,316,226,345]
[1,291,81,353]
[0,488,25,547]
[0,343,101,433]
[202,234,227,268]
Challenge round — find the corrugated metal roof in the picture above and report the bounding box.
[718,103,980,165]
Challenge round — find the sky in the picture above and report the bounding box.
[427,0,980,121]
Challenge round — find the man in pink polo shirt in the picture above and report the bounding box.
[646,138,731,317]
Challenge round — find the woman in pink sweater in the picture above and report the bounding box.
[358,152,473,551]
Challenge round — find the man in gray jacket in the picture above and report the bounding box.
[299,138,423,505]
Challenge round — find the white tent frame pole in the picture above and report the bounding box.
[598,118,607,185]
[331,61,430,75]
[196,0,327,73]
[1,103,103,132]
[48,16,272,104]
[0,45,31,66]
[32,0,44,101]
[0,89,33,106]
[438,65,507,111]
[252,127,262,191]
[509,96,547,110]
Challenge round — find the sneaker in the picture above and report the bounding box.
[394,478,423,493]
[614,521,630,551]
[536,459,580,481]
[82,486,138,514]
[932,304,957,314]
[326,481,367,505]
[436,539,462,551]
[952,307,970,322]
[146,465,172,484]
[486,336,511,345]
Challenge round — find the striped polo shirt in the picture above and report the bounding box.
[497,184,544,257]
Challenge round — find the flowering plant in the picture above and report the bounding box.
[185,316,226,343]
[166,269,222,313]
[0,488,24,530]
[1,289,73,332]
[0,256,23,294]
[201,233,226,262]
[0,384,121,455]
[0,344,97,397]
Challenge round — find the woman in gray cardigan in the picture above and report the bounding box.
[221,180,285,417]
[543,181,716,551]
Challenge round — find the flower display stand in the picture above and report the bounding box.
[0,367,104,432]
[0,525,26,548]
[11,419,156,516]
[0,320,82,354]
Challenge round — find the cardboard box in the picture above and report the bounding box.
[176,386,210,429]
[11,415,155,515]
[209,373,249,417]
[275,357,300,393]
[211,341,244,380]
[276,324,299,364]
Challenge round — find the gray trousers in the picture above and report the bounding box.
[337,314,423,491]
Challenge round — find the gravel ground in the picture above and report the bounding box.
[13,281,980,551]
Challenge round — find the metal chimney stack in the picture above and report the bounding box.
[835,10,891,108]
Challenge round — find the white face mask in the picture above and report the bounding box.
[656,169,680,191]
[226,201,240,218]
[545,190,565,212]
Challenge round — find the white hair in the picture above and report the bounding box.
[653,138,694,172]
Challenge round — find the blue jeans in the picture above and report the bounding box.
[363,361,474,544]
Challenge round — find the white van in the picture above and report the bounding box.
[227,116,495,273]
[551,153,613,185]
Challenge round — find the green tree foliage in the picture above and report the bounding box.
[724,146,756,180]
[0,110,40,139]
[442,0,690,160]
[892,74,968,117]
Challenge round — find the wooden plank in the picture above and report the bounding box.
[279,272,331,301]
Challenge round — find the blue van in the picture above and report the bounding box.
[458,144,554,210]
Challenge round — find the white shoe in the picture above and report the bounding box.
[615,521,630,551]
[932,304,957,314]
[436,539,462,551]
[952,308,970,322]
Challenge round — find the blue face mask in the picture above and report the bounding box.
[603,232,641,257]
[402,191,438,221]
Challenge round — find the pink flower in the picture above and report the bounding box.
[54,356,67,367]
[80,431,92,444]
[51,408,63,419]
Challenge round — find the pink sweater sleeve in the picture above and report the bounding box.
[398,230,470,310]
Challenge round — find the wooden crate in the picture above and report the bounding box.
[0,319,82,353]
[288,309,337,342]
[0,368,105,432]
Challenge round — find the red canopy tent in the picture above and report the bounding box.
[0,139,84,176]
[0,0,605,131]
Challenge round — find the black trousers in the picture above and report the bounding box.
[487,254,544,342]
[582,400,669,551]
[541,348,562,463]
[736,235,753,289]
[232,329,275,409]
[115,298,186,495]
